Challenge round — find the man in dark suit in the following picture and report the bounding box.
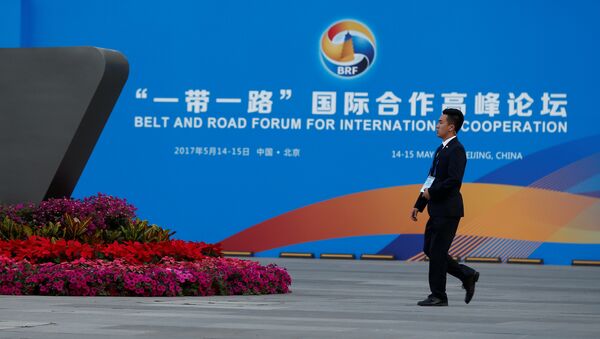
[411,108,479,306]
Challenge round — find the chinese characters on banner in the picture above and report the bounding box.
[134,89,568,134]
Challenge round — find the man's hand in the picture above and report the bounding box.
[422,189,430,200]
[410,208,419,222]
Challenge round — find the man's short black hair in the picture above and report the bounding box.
[443,108,464,132]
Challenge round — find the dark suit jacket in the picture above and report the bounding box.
[414,137,466,217]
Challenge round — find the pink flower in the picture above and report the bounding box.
[0,256,291,297]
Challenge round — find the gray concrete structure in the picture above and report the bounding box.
[0,47,128,204]
[1,258,599,338]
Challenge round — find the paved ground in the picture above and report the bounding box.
[1,258,600,338]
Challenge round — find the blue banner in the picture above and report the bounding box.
[14,0,600,264]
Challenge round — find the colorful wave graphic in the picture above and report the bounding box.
[320,20,375,77]
[220,135,600,263]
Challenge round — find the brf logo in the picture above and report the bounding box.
[320,20,376,78]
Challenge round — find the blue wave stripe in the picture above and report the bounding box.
[476,134,599,186]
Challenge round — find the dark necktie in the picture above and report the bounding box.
[429,144,443,176]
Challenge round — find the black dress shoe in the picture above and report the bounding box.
[463,271,480,304]
[417,296,448,306]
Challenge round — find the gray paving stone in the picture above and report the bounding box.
[1,258,600,338]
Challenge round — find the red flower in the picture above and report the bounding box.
[1,237,222,264]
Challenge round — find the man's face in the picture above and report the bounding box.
[436,114,454,139]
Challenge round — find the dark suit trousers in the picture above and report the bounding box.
[423,216,475,300]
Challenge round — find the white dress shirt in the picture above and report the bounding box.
[442,135,456,148]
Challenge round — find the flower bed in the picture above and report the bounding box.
[0,236,222,264]
[0,256,291,296]
[0,195,292,296]
[1,194,137,234]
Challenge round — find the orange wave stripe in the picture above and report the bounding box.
[220,184,599,252]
